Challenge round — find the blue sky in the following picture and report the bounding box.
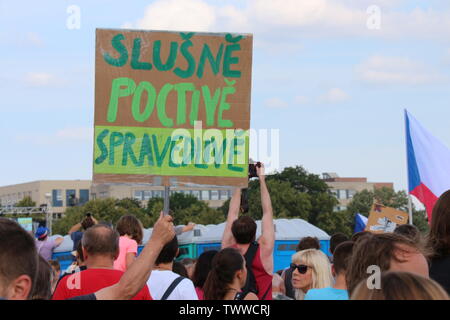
[1,0,450,193]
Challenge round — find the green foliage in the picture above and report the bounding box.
[16,196,36,207]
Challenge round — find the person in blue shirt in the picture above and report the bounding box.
[305,241,354,300]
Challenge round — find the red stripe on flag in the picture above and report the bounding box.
[410,183,438,221]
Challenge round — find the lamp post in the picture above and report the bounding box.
[45,193,53,235]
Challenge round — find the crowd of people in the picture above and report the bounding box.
[1,164,450,300]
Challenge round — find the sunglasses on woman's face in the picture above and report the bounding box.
[290,263,309,274]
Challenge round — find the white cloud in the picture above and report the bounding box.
[136,0,216,32]
[25,72,60,87]
[357,56,445,85]
[264,97,289,108]
[320,88,349,103]
[127,0,450,41]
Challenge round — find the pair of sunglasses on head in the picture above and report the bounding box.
[290,263,311,274]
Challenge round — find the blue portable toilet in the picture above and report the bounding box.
[269,219,330,272]
[51,234,75,273]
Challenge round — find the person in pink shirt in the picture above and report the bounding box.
[114,215,143,272]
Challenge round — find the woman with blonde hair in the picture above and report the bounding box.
[290,249,333,300]
[351,271,449,300]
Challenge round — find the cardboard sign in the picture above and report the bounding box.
[17,217,33,232]
[365,204,409,234]
[93,29,253,187]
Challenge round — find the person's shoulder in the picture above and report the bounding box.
[304,288,326,300]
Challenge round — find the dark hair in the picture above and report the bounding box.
[296,236,320,251]
[346,233,427,296]
[231,216,257,244]
[330,233,349,254]
[428,190,450,258]
[351,231,372,243]
[0,218,38,298]
[203,248,245,300]
[76,241,85,263]
[172,261,189,278]
[155,236,178,265]
[394,224,421,243]
[81,224,119,258]
[193,250,218,289]
[81,216,95,231]
[31,256,52,300]
[332,241,354,275]
[116,215,143,244]
[48,260,60,273]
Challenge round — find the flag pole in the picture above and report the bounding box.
[408,194,413,225]
[405,109,414,225]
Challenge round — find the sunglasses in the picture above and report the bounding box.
[290,263,310,274]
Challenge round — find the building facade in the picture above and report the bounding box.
[0,180,92,214]
[322,172,394,211]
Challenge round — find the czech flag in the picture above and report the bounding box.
[354,213,368,233]
[405,110,450,221]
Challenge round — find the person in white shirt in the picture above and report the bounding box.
[146,236,198,300]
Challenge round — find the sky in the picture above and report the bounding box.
[1,0,450,193]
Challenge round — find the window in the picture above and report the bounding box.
[143,191,152,200]
[134,190,143,200]
[219,190,230,200]
[210,190,219,200]
[338,189,347,199]
[79,189,89,205]
[66,189,76,207]
[348,190,356,199]
[191,190,201,200]
[52,190,63,207]
[153,190,163,198]
[201,190,210,200]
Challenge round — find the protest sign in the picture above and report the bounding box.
[365,203,409,233]
[93,29,253,187]
[17,217,33,232]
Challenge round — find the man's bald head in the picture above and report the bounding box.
[81,224,119,259]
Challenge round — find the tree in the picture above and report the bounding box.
[16,196,36,207]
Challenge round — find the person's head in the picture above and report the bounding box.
[30,256,52,300]
[81,224,119,263]
[0,218,38,300]
[116,215,143,245]
[346,233,430,296]
[296,237,321,251]
[48,260,60,293]
[74,241,85,265]
[351,231,372,243]
[155,236,178,265]
[172,261,189,278]
[81,216,95,231]
[332,241,354,279]
[428,189,450,258]
[180,258,196,279]
[35,226,49,241]
[203,248,247,300]
[291,249,333,299]
[231,216,257,244]
[330,233,349,255]
[351,271,449,300]
[272,273,286,295]
[394,224,422,243]
[193,250,218,289]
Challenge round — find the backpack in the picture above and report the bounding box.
[241,241,259,297]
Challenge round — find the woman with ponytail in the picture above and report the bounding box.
[203,248,258,300]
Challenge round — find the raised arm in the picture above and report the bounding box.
[257,164,275,274]
[68,223,81,235]
[221,188,241,248]
[94,212,175,300]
